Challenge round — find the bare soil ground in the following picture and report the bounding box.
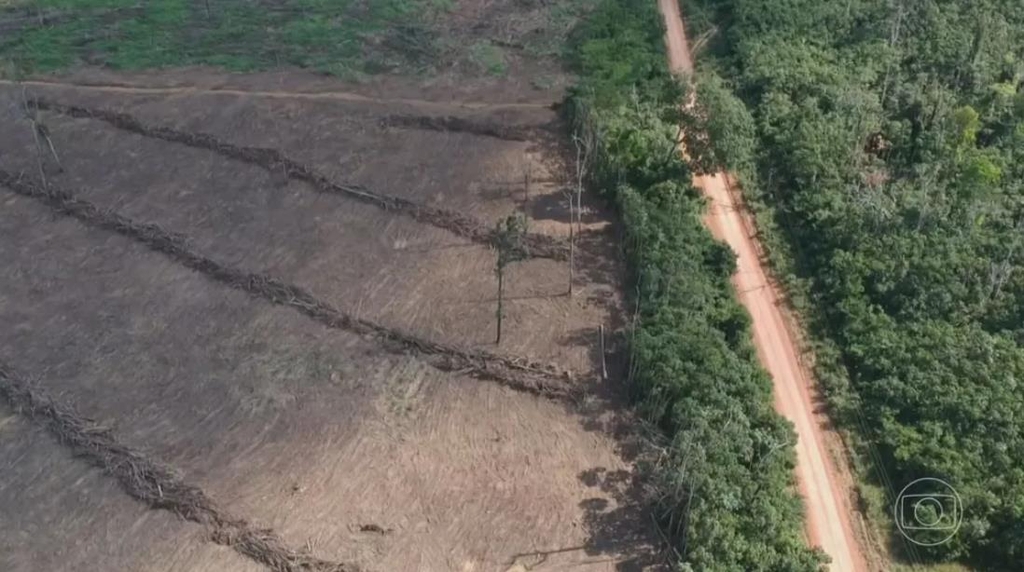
[0,64,658,572]
[33,66,567,108]
[0,404,262,572]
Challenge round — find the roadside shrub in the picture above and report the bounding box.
[567,0,826,569]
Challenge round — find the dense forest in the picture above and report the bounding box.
[681,0,1024,568]
[569,1,825,569]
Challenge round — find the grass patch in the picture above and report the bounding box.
[0,0,452,76]
[519,0,597,58]
[468,41,506,76]
[2,0,601,79]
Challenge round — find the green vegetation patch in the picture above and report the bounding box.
[680,0,1024,569]
[468,41,506,76]
[0,0,451,77]
[0,0,600,78]
[567,0,825,569]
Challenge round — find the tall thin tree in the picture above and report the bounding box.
[569,129,593,294]
[522,159,532,207]
[20,88,63,188]
[493,213,529,344]
[572,130,593,236]
[564,187,576,296]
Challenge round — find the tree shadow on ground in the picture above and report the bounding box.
[573,225,627,322]
[575,465,666,571]
[553,276,672,571]
[496,116,671,570]
[529,188,607,225]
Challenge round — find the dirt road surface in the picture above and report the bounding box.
[656,1,870,570]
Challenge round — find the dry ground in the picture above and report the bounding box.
[0,66,659,571]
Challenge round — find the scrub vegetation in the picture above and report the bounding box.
[681,0,1024,568]
[568,1,826,569]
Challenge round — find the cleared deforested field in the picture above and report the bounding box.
[0,404,263,572]
[0,62,658,571]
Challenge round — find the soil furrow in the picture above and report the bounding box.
[31,98,570,261]
[379,114,549,142]
[0,360,358,572]
[0,171,574,399]
[1,79,553,110]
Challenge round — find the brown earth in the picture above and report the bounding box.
[0,403,263,572]
[17,65,564,105]
[0,68,660,571]
[657,1,875,570]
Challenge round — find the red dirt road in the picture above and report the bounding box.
[657,1,870,570]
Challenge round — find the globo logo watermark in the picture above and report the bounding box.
[894,478,963,546]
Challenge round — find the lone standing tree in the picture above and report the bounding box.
[494,213,529,344]
[567,129,592,295]
[564,186,576,296]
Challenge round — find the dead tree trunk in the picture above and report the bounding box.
[20,88,63,189]
[29,120,48,188]
[575,183,584,237]
[496,266,505,344]
[599,324,608,381]
[569,216,576,295]
[573,132,592,237]
[523,162,532,207]
[570,130,592,294]
[567,190,576,296]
